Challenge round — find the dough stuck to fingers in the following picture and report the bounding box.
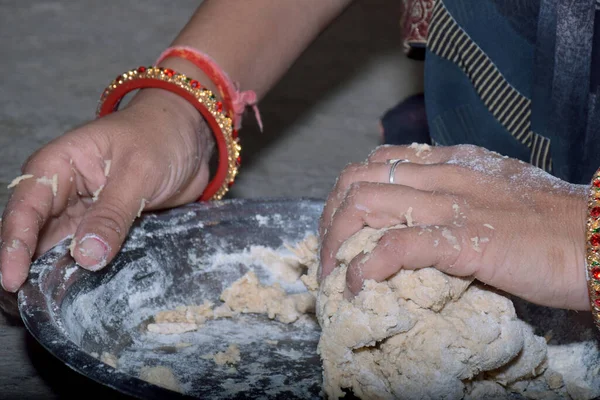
[36,174,58,197]
[104,159,112,177]
[6,174,34,189]
[136,198,147,218]
[91,185,104,203]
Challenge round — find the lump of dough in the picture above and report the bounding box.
[139,365,182,393]
[148,301,214,335]
[100,352,118,368]
[203,344,241,366]
[309,226,557,399]
[220,270,315,324]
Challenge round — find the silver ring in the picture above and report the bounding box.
[387,159,409,184]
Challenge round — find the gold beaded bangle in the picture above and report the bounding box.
[96,66,241,201]
[586,170,600,329]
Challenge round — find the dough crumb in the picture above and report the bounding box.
[7,174,34,189]
[104,159,112,177]
[213,303,234,319]
[404,207,414,227]
[68,237,76,257]
[151,301,214,328]
[220,270,315,324]
[37,174,58,197]
[91,184,104,203]
[100,352,118,368]
[484,223,495,230]
[139,365,182,393]
[5,239,21,253]
[409,142,432,158]
[442,228,461,251]
[137,198,147,218]
[265,340,279,345]
[470,237,482,253]
[204,344,241,366]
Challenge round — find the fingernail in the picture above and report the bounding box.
[77,235,108,271]
[0,272,7,292]
[1,274,20,293]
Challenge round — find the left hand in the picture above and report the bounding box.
[319,144,589,310]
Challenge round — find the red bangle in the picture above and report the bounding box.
[96,66,241,201]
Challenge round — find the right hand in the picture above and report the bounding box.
[0,88,214,293]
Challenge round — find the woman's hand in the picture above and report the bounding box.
[0,89,213,293]
[319,144,589,310]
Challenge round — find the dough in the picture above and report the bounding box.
[220,270,315,324]
[307,226,596,399]
[100,351,118,368]
[203,344,241,366]
[6,174,33,189]
[139,365,182,393]
[148,301,216,334]
[249,246,305,283]
[36,174,58,196]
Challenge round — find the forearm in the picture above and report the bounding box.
[160,0,353,99]
[131,0,351,156]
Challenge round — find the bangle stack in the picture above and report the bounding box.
[96,66,240,201]
[586,170,600,329]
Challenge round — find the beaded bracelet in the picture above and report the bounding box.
[586,170,600,329]
[96,66,241,201]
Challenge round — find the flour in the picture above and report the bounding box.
[63,266,78,281]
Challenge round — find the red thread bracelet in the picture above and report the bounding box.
[96,66,240,201]
[156,46,262,131]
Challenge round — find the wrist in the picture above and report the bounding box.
[128,86,215,160]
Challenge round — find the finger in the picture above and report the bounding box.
[1,162,74,292]
[319,182,454,280]
[319,161,476,238]
[71,170,150,271]
[368,143,449,164]
[345,225,478,295]
[368,143,492,165]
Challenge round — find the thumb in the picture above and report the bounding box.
[71,177,148,271]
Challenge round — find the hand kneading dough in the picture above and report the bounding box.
[305,226,599,400]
